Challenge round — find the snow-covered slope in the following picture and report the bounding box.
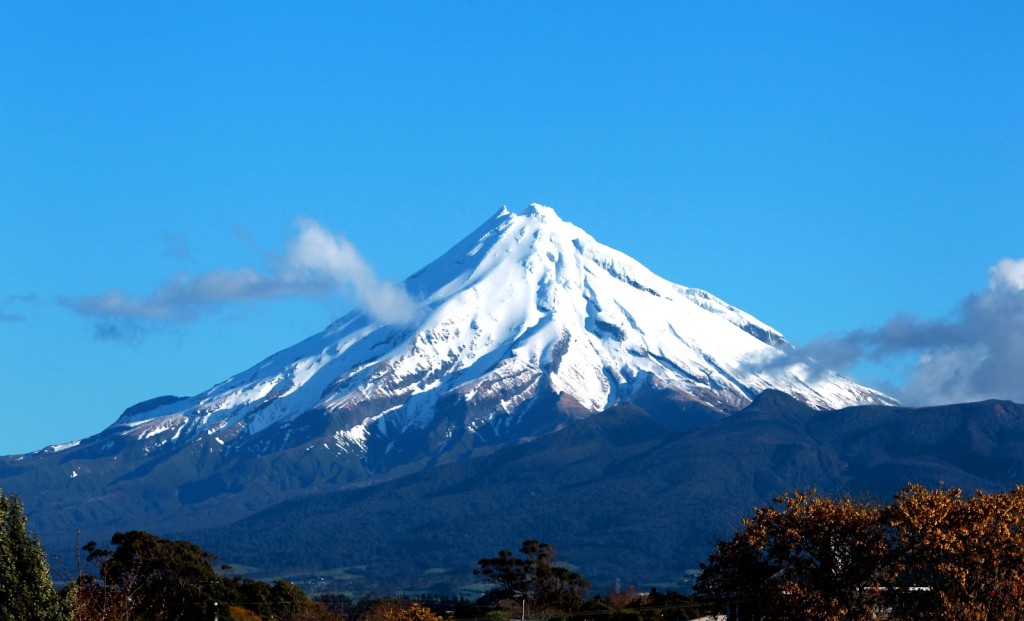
[100,204,892,465]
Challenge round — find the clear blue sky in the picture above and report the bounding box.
[1,2,1021,455]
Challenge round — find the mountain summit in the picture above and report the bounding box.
[108,205,891,464]
[3,205,893,544]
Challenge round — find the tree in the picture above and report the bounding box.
[71,530,341,620]
[885,484,1024,620]
[358,599,445,621]
[228,576,340,621]
[695,490,891,620]
[475,540,590,614]
[96,530,222,620]
[0,487,71,621]
[695,484,1024,620]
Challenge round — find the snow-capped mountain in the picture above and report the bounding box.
[2,203,899,560]
[99,204,891,465]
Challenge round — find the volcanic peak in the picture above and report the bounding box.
[61,205,894,466]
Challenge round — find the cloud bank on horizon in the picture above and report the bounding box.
[774,257,1024,405]
[61,219,418,338]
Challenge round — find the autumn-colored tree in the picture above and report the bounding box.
[695,490,891,620]
[358,599,444,621]
[227,605,263,621]
[885,484,1024,620]
[696,484,1024,620]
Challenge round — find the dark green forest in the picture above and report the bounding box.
[9,480,1024,620]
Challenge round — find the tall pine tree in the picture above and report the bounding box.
[0,487,70,621]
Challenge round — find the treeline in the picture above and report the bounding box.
[470,539,702,620]
[10,482,1024,620]
[2,484,703,621]
[2,488,337,621]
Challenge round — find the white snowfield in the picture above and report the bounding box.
[93,205,894,457]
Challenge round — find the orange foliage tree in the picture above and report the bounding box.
[695,484,1024,621]
[360,600,444,621]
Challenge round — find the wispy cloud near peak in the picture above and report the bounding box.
[285,219,417,325]
[61,218,419,339]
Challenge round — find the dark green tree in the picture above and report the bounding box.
[0,487,71,621]
[475,540,590,613]
[228,576,339,620]
[72,530,340,620]
[97,530,223,620]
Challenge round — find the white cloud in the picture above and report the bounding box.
[989,257,1024,291]
[62,219,419,337]
[764,258,1024,405]
[285,219,417,325]
[62,269,327,323]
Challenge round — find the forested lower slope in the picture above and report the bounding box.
[186,391,1024,593]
